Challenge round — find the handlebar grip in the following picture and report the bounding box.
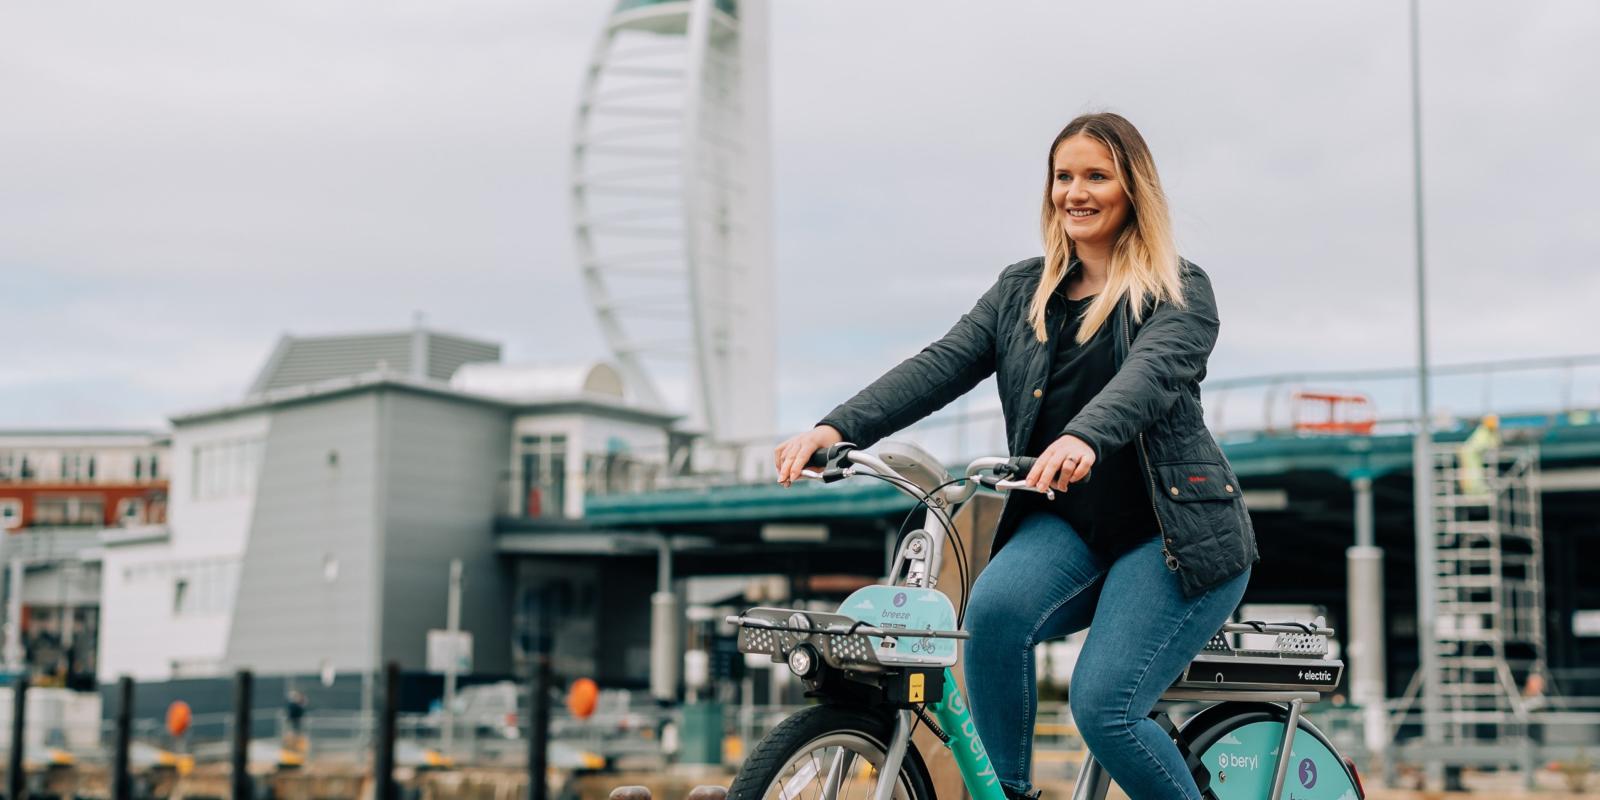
[806,443,858,469]
[997,456,1037,478]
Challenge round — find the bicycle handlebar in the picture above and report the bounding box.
[797,445,1053,502]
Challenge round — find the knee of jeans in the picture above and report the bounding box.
[1068,677,1126,745]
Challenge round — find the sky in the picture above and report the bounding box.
[3,0,1598,435]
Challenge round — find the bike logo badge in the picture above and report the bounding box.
[1297,757,1318,789]
[893,592,907,607]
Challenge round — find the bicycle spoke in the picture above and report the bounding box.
[779,751,822,800]
[808,748,827,800]
[822,746,855,800]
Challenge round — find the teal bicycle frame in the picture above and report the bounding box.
[927,669,1008,800]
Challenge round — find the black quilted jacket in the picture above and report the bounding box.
[819,256,1258,597]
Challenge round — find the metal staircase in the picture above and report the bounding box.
[1429,442,1548,744]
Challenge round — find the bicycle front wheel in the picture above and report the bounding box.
[729,705,935,800]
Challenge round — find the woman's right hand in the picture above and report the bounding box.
[774,425,844,487]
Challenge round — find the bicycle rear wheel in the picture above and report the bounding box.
[1180,702,1363,799]
[729,705,935,800]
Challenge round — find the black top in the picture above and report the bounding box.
[1021,287,1159,558]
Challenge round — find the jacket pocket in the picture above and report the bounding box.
[1153,460,1247,575]
[1152,460,1238,502]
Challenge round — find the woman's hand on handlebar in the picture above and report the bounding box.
[1026,433,1096,492]
[774,425,843,488]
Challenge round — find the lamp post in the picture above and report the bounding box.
[1406,0,1444,780]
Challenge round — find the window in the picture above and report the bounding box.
[117,497,145,526]
[0,500,20,530]
[518,434,567,518]
[167,560,237,616]
[134,451,159,481]
[585,452,660,497]
[57,452,97,483]
[192,439,263,500]
[33,496,103,527]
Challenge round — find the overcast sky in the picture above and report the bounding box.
[3,0,1598,434]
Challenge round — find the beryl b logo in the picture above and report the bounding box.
[1297,758,1317,789]
[893,592,908,607]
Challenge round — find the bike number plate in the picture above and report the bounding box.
[838,585,959,667]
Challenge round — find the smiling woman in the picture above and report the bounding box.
[1031,113,1184,349]
[775,111,1256,800]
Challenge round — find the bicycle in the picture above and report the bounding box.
[728,440,1365,800]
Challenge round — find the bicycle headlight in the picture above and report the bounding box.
[787,644,820,678]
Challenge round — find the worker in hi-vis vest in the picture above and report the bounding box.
[1457,414,1501,495]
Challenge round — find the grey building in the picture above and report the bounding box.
[98,326,679,706]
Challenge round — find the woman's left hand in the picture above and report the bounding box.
[1026,434,1096,492]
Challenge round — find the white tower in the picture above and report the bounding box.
[571,0,775,445]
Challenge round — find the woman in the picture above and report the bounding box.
[773,112,1257,799]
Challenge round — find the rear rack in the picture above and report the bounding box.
[1166,619,1344,698]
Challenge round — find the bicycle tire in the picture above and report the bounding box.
[1179,701,1363,799]
[729,705,936,800]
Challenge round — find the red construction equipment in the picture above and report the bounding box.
[1291,391,1376,435]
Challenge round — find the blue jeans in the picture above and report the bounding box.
[964,511,1250,800]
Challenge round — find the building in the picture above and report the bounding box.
[0,429,169,687]
[0,430,169,531]
[95,327,681,705]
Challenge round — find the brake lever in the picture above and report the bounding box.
[991,478,1055,501]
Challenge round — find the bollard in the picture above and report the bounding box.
[374,662,399,800]
[231,670,253,800]
[686,786,727,800]
[112,677,132,800]
[526,590,553,800]
[608,787,652,800]
[8,675,26,800]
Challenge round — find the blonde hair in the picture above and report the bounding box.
[1030,113,1185,344]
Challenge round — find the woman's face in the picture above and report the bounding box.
[1051,134,1131,249]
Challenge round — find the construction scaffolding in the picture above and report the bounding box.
[1428,441,1549,747]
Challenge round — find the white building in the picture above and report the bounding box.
[96,327,679,687]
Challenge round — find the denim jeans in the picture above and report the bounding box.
[964,511,1250,800]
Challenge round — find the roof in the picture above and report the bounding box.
[0,430,170,447]
[247,328,500,396]
[452,362,626,402]
[580,419,1600,527]
[170,371,680,428]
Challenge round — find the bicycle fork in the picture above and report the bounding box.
[823,669,1011,800]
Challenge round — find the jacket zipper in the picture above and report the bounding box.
[1123,309,1180,573]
